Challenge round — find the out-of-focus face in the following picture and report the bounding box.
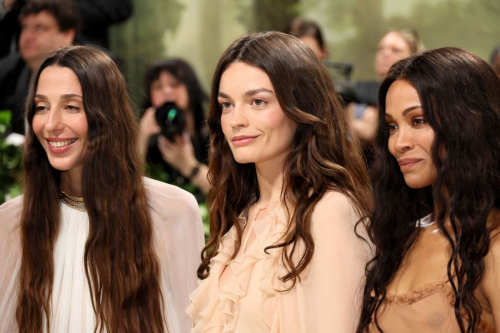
[32,66,88,180]
[19,11,74,70]
[149,71,190,110]
[385,79,436,189]
[299,36,326,60]
[218,61,297,168]
[375,31,411,79]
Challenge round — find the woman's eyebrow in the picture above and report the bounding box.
[385,105,422,118]
[402,105,422,116]
[61,94,83,100]
[243,88,274,97]
[218,91,230,99]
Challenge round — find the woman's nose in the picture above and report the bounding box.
[229,104,248,128]
[44,110,65,134]
[393,127,414,153]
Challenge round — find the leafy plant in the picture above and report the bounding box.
[146,162,209,240]
[0,110,23,205]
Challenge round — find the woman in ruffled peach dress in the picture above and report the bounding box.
[186,31,373,332]
[356,47,500,332]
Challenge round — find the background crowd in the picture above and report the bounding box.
[0,0,499,232]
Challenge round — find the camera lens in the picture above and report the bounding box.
[155,102,185,141]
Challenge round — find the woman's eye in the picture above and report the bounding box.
[220,102,232,109]
[66,105,80,111]
[412,117,426,126]
[387,123,398,133]
[251,99,266,107]
[151,84,162,91]
[35,105,48,113]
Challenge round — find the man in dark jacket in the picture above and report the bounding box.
[0,0,79,134]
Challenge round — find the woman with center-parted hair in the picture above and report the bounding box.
[357,47,500,332]
[0,45,204,333]
[186,31,373,332]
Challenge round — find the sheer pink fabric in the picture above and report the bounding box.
[0,177,205,333]
[186,191,372,333]
[368,281,495,333]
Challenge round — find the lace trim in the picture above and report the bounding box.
[383,281,495,332]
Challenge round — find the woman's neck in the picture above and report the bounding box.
[60,167,83,197]
[255,161,285,205]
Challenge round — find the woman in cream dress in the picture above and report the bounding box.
[186,31,373,332]
[0,46,204,333]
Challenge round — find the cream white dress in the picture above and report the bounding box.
[0,177,205,333]
[186,191,372,333]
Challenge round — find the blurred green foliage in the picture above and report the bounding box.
[110,0,500,242]
[146,162,210,239]
[305,0,500,80]
[0,111,22,205]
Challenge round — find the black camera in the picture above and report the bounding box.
[155,102,185,142]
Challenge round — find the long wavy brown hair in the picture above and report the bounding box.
[198,31,372,285]
[357,47,500,332]
[17,46,165,332]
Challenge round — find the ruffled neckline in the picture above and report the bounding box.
[382,280,495,333]
[186,206,290,332]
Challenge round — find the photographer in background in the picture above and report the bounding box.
[139,59,210,195]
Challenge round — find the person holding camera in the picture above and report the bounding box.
[139,59,210,195]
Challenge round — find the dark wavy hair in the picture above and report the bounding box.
[19,0,81,39]
[198,31,372,285]
[18,46,165,332]
[143,58,208,140]
[357,47,500,332]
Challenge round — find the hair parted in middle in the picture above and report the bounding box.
[19,45,165,333]
[198,31,373,284]
[357,47,500,333]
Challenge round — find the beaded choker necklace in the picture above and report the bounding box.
[59,189,86,212]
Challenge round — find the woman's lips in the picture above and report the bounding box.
[232,135,259,146]
[46,138,77,153]
[398,158,422,171]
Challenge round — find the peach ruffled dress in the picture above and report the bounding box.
[368,280,496,333]
[186,191,372,333]
[0,178,205,333]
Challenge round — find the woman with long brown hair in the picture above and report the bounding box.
[186,31,373,332]
[357,47,500,332]
[0,45,204,332]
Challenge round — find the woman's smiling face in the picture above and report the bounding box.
[218,61,297,168]
[385,79,437,189]
[32,65,88,179]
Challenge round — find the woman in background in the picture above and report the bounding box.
[352,28,425,149]
[374,28,424,81]
[139,59,210,195]
[357,47,500,332]
[284,18,328,60]
[187,31,373,332]
[0,45,204,332]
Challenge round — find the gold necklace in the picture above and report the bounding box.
[59,189,86,212]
